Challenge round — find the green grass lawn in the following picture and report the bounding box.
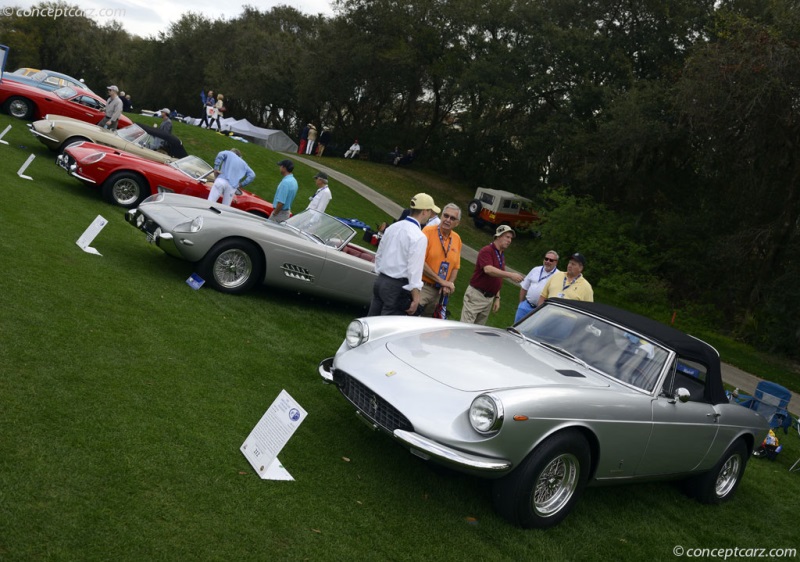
[1,113,799,560]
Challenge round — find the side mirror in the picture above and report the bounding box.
[674,387,691,403]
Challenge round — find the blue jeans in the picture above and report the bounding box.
[514,299,536,324]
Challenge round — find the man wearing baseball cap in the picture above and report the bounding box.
[98,85,123,130]
[537,252,593,305]
[369,193,440,316]
[461,225,525,325]
[306,171,332,213]
[270,160,298,222]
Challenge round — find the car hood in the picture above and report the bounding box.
[384,327,611,392]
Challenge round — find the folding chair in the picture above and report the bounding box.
[739,381,792,433]
[790,418,800,473]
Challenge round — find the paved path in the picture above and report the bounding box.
[291,154,799,413]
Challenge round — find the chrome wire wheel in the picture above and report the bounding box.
[213,248,253,290]
[715,453,741,498]
[111,177,142,206]
[533,453,580,517]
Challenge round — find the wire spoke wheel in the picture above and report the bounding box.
[532,453,580,516]
[213,248,253,290]
[112,178,141,206]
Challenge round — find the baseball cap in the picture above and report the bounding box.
[277,159,294,172]
[107,85,119,92]
[410,193,440,214]
[494,225,516,238]
[313,171,328,180]
[160,108,170,115]
[570,252,586,266]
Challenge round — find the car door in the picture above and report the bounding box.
[636,358,720,475]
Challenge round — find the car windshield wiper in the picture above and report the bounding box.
[536,341,591,370]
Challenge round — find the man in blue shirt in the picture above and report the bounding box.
[207,148,255,206]
[270,159,298,222]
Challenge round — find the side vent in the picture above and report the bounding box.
[557,369,585,378]
[282,263,314,282]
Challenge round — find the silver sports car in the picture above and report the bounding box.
[126,193,376,304]
[319,299,770,528]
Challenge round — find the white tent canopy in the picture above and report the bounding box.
[220,117,297,152]
[183,115,298,152]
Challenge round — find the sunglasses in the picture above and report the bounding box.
[544,257,557,263]
[442,213,458,220]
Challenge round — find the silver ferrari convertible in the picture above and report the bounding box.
[126,193,376,304]
[319,299,770,528]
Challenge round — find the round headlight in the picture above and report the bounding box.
[469,394,504,434]
[345,320,369,348]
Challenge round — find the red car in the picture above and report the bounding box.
[58,142,274,215]
[0,79,133,127]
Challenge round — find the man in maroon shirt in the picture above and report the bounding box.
[460,225,525,325]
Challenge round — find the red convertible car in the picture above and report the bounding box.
[58,142,274,216]
[0,79,133,127]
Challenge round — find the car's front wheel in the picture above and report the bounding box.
[687,439,748,504]
[200,239,264,294]
[101,171,150,208]
[492,430,590,529]
[4,96,34,119]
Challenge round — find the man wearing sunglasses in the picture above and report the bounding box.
[537,252,594,306]
[514,250,560,323]
[419,203,463,316]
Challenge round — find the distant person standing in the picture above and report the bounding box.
[306,171,332,213]
[158,108,173,135]
[537,253,593,305]
[305,125,318,155]
[199,89,214,128]
[207,148,255,206]
[460,225,525,325]
[369,193,440,316]
[344,140,360,159]
[211,94,225,131]
[98,85,123,130]
[120,91,132,112]
[515,250,560,323]
[317,128,331,157]
[270,159,298,222]
[298,123,310,154]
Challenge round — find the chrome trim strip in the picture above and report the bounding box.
[393,429,512,472]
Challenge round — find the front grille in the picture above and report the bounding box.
[334,370,413,433]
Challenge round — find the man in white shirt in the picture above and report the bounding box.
[344,140,360,158]
[515,250,560,323]
[306,171,332,213]
[368,193,440,316]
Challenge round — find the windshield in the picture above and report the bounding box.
[515,304,670,392]
[117,124,147,143]
[171,156,214,180]
[284,210,356,250]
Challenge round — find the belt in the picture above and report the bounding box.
[471,286,496,298]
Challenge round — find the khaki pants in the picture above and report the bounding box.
[418,284,442,317]
[460,285,494,325]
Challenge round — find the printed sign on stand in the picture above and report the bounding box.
[76,215,108,256]
[241,389,307,481]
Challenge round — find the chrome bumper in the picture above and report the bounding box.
[318,357,512,473]
[56,153,96,184]
[27,123,59,144]
[124,208,180,257]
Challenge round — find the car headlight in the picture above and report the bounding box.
[345,320,369,348]
[142,193,165,204]
[469,394,504,434]
[173,216,203,233]
[80,152,105,165]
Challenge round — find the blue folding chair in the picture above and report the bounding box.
[740,381,792,433]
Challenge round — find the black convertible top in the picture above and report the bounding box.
[546,299,728,404]
[138,123,188,158]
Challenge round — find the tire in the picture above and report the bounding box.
[467,199,482,217]
[200,239,264,294]
[101,171,149,208]
[687,439,748,504]
[5,96,34,119]
[59,136,90,154]
[492,430,590,529]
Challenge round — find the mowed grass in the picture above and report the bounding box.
[1,113,799,560]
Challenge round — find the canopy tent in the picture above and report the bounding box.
[216,117,297,152]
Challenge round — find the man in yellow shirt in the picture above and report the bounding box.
[537,253,594,305]
[419,203,463,316]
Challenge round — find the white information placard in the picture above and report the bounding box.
[76,215,108,255]
[241,389,307,481]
